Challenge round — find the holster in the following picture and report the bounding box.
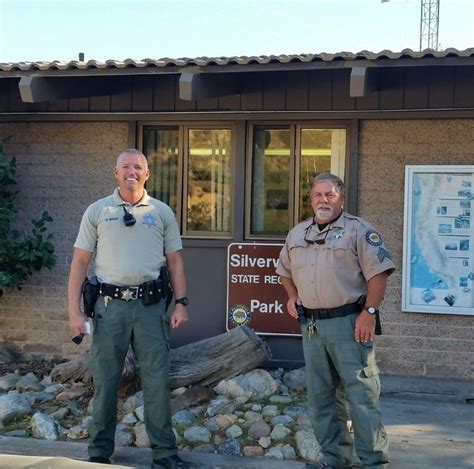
[82,276,100,318]
[159,265,173,309]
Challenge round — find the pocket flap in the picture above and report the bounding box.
[362,364,380,378]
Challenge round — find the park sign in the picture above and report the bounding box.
[226,243,301,336]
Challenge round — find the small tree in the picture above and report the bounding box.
[0,137,56,296]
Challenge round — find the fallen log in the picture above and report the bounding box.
[52,326,271,395]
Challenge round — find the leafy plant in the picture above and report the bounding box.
[0,137,55,296]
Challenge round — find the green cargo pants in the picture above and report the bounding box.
[88,295,177,461]
[302,312,389,469]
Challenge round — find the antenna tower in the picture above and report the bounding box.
[420,0,440,50]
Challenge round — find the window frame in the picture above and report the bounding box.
[139,121,236,239]
[245,121,351,240]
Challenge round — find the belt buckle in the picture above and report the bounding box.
[121,286,139,301]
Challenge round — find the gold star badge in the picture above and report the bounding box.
[121,288,134,301]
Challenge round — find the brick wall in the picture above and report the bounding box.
[0,122,130,357]
[358,119,474,379]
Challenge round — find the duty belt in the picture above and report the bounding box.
[303,301,362,320]
[99,279,163,302]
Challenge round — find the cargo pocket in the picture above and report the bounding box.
[361,364,381,398]
[161,315,171,351]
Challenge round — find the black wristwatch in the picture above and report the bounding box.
[365,306,379,315]
[175,297,189,306]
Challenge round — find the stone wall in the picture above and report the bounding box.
[358,119,474,379]
[0,122,130,357]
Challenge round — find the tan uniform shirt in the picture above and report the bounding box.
[276,212,395,309]
[74,189,182,286]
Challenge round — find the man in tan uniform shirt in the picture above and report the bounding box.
[277,173,395,469]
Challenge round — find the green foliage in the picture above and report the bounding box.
[0,137,55,296]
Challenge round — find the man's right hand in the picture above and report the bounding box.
[69,311,88,337]
[286,296,301,320]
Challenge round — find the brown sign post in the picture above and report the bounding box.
[226,243,301,336]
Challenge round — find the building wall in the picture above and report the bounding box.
[0,118,472,380]
[358,119,474,379]
[0,122,130,357]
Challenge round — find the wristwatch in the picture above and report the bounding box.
[365,306,379,314]
[175,297,189,306]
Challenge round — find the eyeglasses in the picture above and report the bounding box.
[304,222,331,245]
[122,205,136,227]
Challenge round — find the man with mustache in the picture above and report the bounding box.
[276,173,395,469]
[68,149,189,468]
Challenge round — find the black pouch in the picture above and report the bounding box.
[142,279,163,306]
[82,276,100,318]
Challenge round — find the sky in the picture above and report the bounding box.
[0,0,472,63]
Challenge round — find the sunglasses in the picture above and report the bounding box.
[304,222,331,245]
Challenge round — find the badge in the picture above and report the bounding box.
[365,230,383,246]
[143,213,157,228]
[334,229,345,239]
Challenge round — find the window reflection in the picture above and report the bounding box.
[187,129,232,233]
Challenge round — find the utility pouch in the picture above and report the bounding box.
[82,276,100,318]
[142,279,163,306]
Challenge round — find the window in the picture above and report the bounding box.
[142,125,233,237]
[248,124,347,237]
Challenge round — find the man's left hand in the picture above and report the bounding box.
[355,310,376,342]
[170,304,189,329]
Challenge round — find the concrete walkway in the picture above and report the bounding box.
[0,375,473,469]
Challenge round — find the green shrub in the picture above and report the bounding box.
[0,137,55,296]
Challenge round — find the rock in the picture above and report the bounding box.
[184,426,212,444]
[204,414,236,432]
[0,394,32,427]
[225,424,243,439]
[283,367,307,391]
[171,387,187,397]
[262,405,279,418]
[39,376,53,387]
[284,403,308,418]
[270,424,292,441]
[205,400,237,418]
[30,412,61,440]
[189,405,206,418]
[50,407,70,421]
[280,443,296,459]
[22,391,54,405]
[16,372,43,392]
[251,404,262,411]
[244,410,262,422]
[123,392,144,414]
[121,413,138,425]
[172,410,196,425]
[0,373,20,391]
[295,429,323,463]
[44,383,65,394]
[214,369,278,399]
[248,420,271,439]
[115,423,134,447]
[0,347,21,364]
[243,446,264,457]
[134,423,150,447]
[295,413,312,428]
[265,447,284,459]
[67,416,92,440]
[135,405,145,422]
[258,436,271,448]
[271,415,294,426]
[56,384,88,401]
[269,395,293,404]
[217,438,241,456]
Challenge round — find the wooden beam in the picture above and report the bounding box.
[350,67,377,97]
[179,72,241,101]
[18,76,122,103]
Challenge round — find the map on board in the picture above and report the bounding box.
[408,172,473,313]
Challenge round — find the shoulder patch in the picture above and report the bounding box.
[365,230,383,246]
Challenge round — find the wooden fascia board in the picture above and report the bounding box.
[179,72,241,101]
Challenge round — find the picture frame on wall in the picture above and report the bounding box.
[402,165,474,316]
